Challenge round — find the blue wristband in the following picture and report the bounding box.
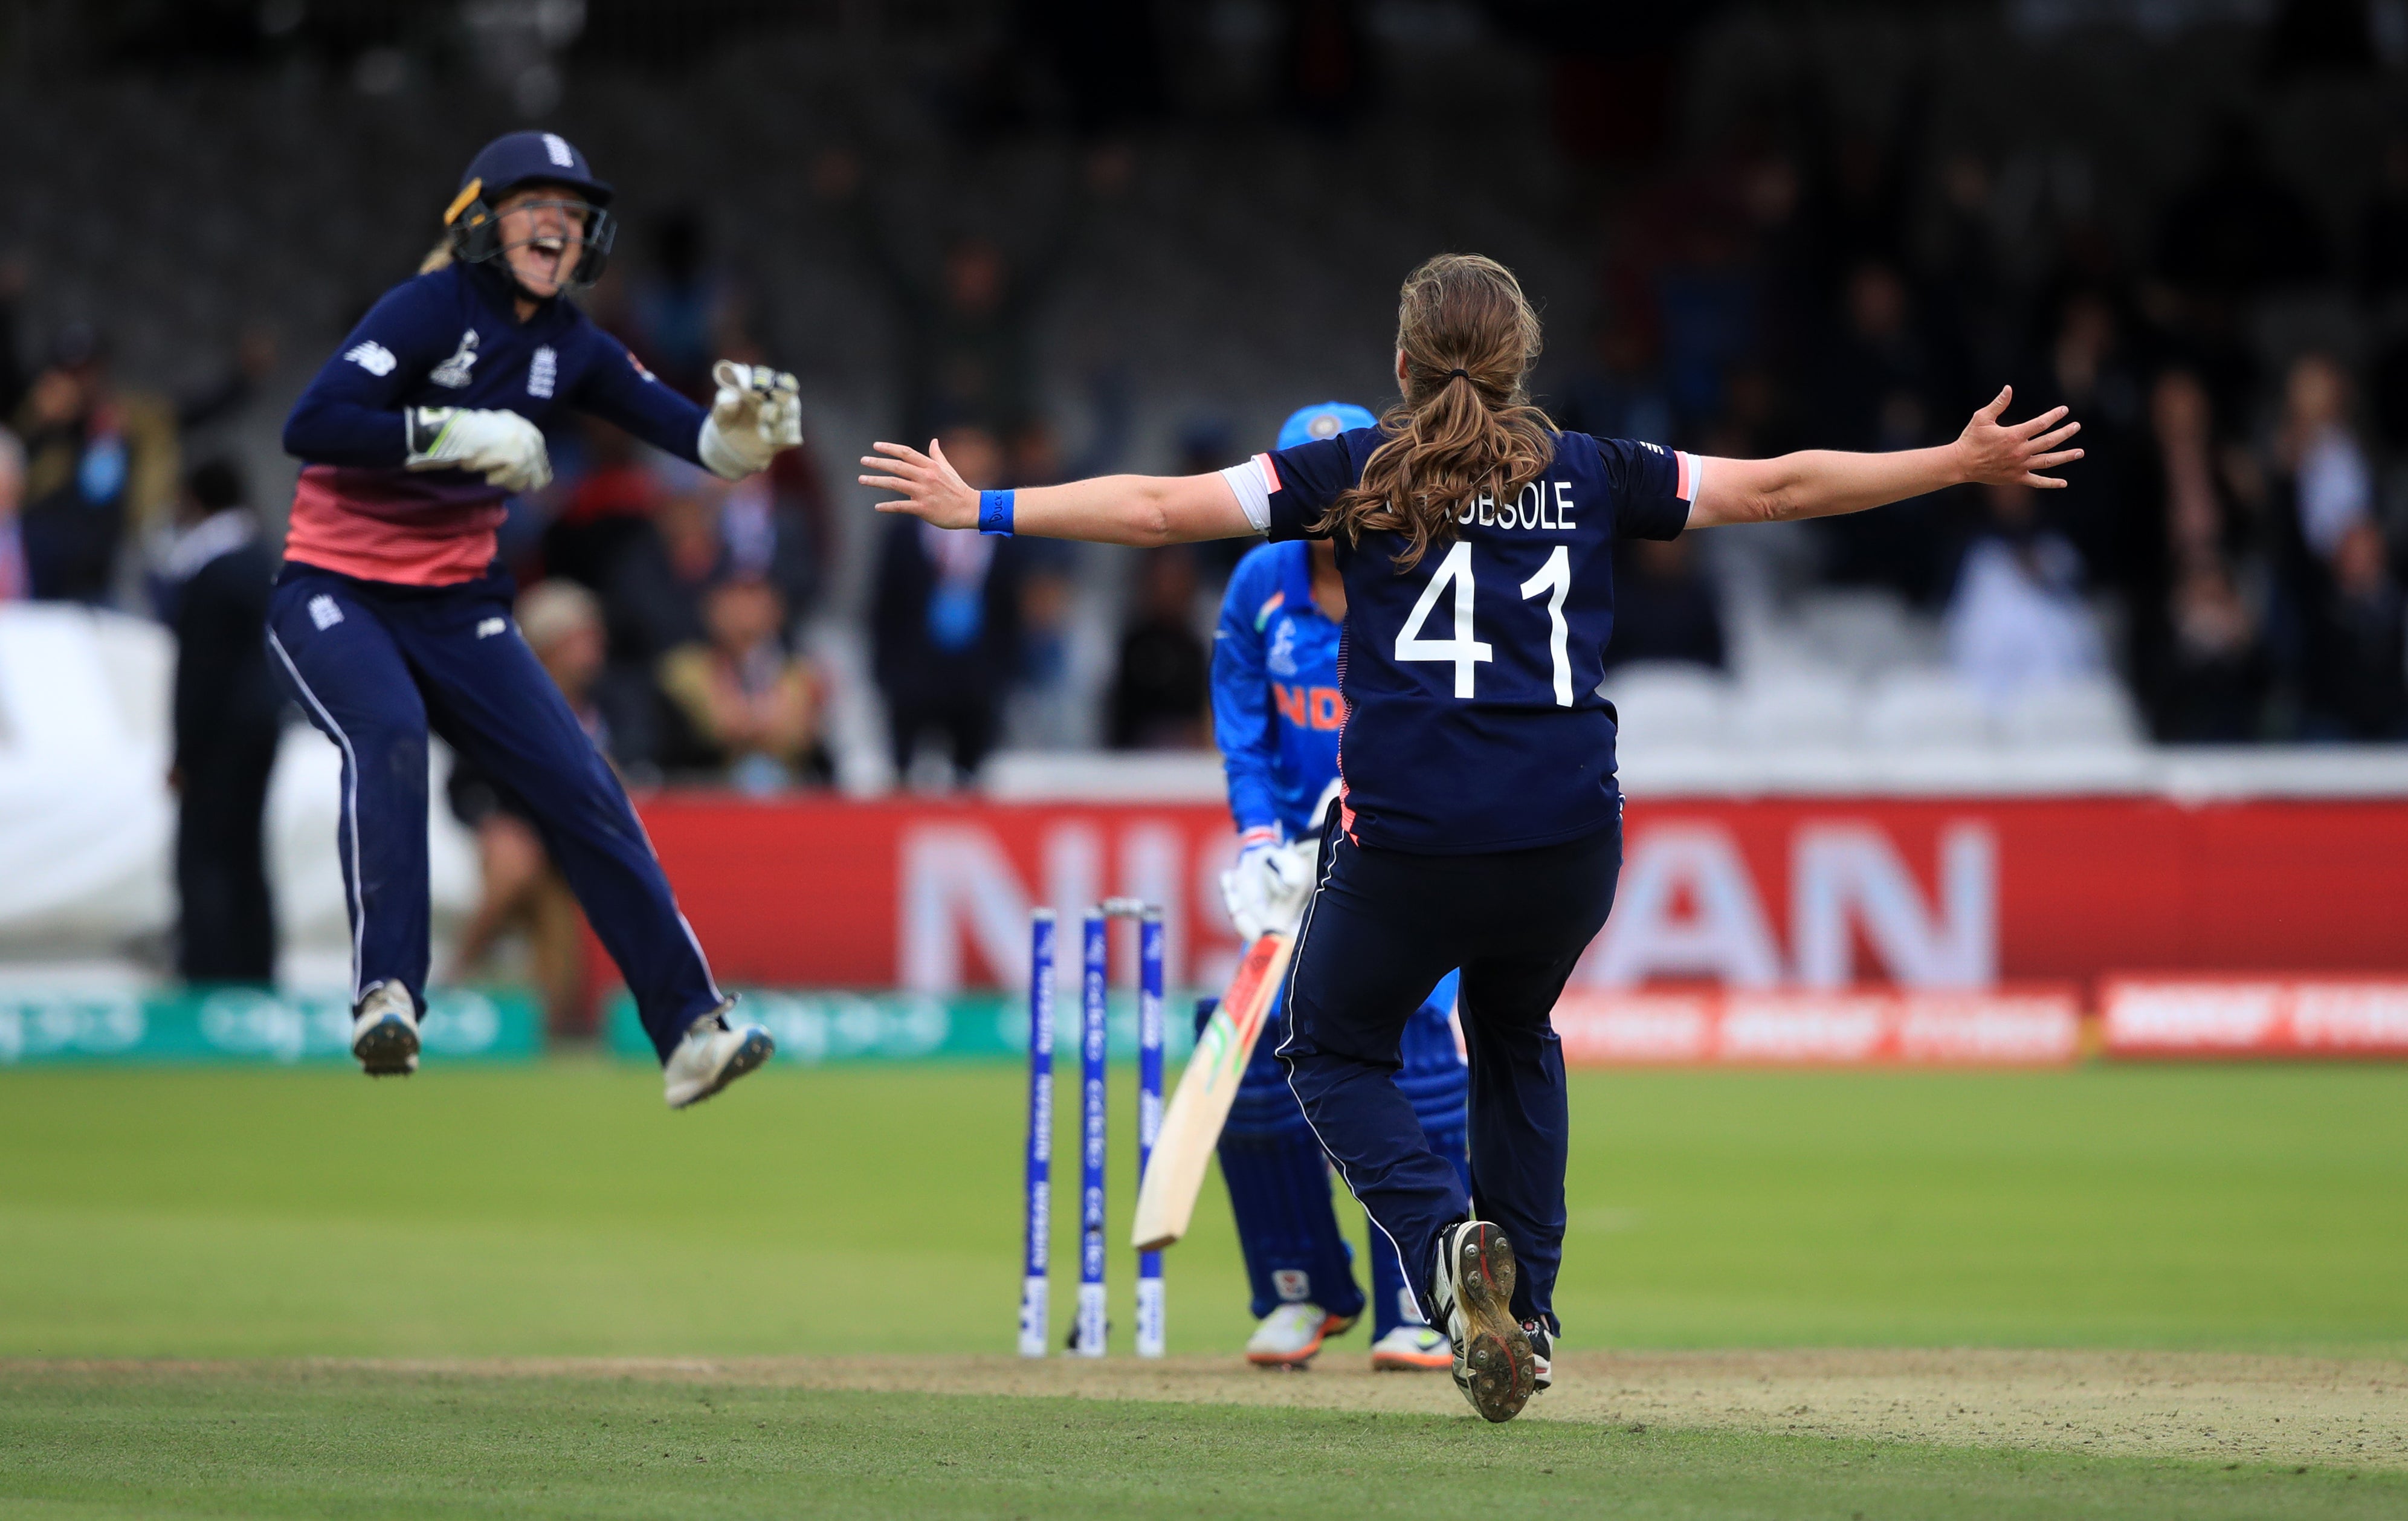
[978,489,1015,536]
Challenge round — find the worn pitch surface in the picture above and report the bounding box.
[19,1351,2403,1470]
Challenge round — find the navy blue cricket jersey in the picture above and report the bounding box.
[282,259,709,586]
[1222,429,1699,854]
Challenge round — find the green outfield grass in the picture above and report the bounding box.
[1,1062,2403,1358]
[4,1061,2404,1519]
[2,1364,2400,1521]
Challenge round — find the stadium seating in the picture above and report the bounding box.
[1599,663,1729,749]
[1861,671,1995,752]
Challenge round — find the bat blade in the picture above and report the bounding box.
[1129,931,1294,1253]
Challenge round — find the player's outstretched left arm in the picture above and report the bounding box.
[861,440,1254,545]
[1687,387,2081,529]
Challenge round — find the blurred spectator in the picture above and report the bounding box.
[1920,151,2014,374]
[658,576,826,792]
[0,428,26,599]
[11,324,178,604]
[542,420,663,592]
[601,461,728,663]
[447,581,612,1039]
[2156,560,2276,741]
[1944,482,2107,707]
[164,459,281,983]
[2279,352,2375,561]
[873,426,1025,784]
[628,210,728,401]
[2021,288,2147,594]
[1107,546,1209,749]
[720,447,824,623]
[173,323,279,436]
[1555,312,1675,445]
[1811,262,1958,600]
[1695,357,1794,460]
[818,146,1117,442]
[2149,371,2246,570]
[1654,204,1763,431]
[2300,520,2408,739]
[1816,262,1948,453]
[2135,370,2271,740]
[1603,537,1725,673]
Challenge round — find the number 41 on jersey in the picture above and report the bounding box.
[1394,541,1572,706]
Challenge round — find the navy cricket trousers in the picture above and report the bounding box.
[1278,815,1622,1336]
[265,562,721,1061]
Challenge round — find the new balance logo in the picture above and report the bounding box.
[430,329,480,389]
[344,341,396,376]
[542,132,575,167]
[476,616,507,639]
[308,595,343,630]
[528,345,557,399]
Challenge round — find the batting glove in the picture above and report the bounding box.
[1220,828,1317,942]
[405,407,552,494]
[699,359,803,480]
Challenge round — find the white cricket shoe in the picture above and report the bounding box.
[1369,1324,1452,1371]
[350,982,419,1077]
[1244,1302,1355,1369]
[1522,1320,1554,1392]
[662,1003,775,1109]
[1428,1219,1537,1423]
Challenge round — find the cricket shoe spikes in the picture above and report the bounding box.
[663,1001,775,1109]
[1369,1324,1452,1371]
[1429,1219,1537,1423]
[1522,1321,1554,1392]
[350,981,420,1077]
[1244,1302,1355,1368]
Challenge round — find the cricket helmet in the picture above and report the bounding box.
[444,131,617,291]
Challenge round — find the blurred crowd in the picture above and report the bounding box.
[7,112,2408,815]
[1563,106,2408,743]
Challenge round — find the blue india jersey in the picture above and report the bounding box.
[1236,428,1699,854]
[1212,540,1343,841]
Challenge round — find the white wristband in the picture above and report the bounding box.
[1218,453,1278,534]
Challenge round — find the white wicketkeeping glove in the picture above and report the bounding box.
[1220,830,1318,942]
[698,359,803,480]
[405,407,552,494]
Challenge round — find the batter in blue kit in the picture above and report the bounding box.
[1208,402,1467,1372]
[271,131,798,1107]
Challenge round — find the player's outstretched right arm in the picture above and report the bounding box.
[860,439,1256,546]
[1687,386,2081,530]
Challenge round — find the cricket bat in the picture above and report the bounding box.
[1130,931,1295,1253]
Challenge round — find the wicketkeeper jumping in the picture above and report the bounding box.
[273,131,789,1107]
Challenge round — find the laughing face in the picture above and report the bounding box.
[492,183,593,300]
